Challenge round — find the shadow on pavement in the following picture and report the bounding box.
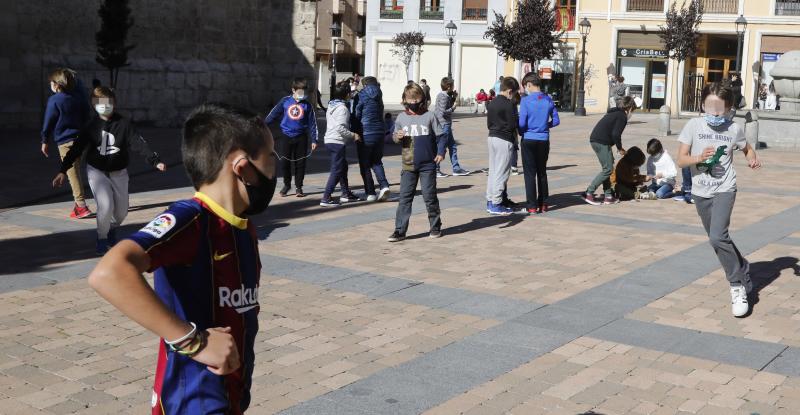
[748,256,800,316]
[405,213,526,240]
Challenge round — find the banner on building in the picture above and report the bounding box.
[618,48,667,59]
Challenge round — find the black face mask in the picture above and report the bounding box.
[404,102,423,113]
[239,158,277,215]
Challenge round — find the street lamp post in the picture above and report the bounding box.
[330,21,342,100]
[445,20,457,79]
[734,14,747,74]
[574,17,591,116]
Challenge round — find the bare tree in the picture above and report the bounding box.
[391,32,425,81]
[659,0,703,113]
[95,0,136,88]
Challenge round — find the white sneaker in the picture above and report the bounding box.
[366,194,378,202]
[730,286,749,317]
[377,187,390,201]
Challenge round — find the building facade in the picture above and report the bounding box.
[574,0,800,114]
[1,0,318,128]
[365,0,800,114]
[364,0,510,107]
[316,0,367,103]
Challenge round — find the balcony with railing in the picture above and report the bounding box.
[627,0,663,12]
[776,0,800,15]
[701,0,737,14]
[380,0,404,19]
[462,0,487,21]
[420,1,444,20]
[555,5,575,31]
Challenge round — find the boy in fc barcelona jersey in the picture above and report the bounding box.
[88,103,278,414]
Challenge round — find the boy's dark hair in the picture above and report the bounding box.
[500,76,519,92]
[384,112,392,119]
[522,72,541,88]
[623,146,646,167]
[440,77,454,91]
[333,80,351,100]
[48,68,76,92]
[92,86,116,99]
[701,82,735,111]
[499,76,504,81]
[182,103,268,189]
[420,79,427,84]
[291,78,307,90]
[646,138,663,156]
[362,76,378,87]
[618,96,637,112]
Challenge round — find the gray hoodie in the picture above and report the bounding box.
[324,100,355,145]
[434,91,455,125]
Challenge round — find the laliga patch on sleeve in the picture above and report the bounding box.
[139,213,177,239]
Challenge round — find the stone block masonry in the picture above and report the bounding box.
[0,0,318,128]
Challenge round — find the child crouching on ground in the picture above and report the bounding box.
[320,80,361,207]
[388,83,446,242]
[644,138,677,199]
[611,146,647,201]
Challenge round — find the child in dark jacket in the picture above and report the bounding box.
[265,77,319,197]
[611,146,647,201]
[583,96,637,205]
[518,73,560,214]
[388,83,446,242]
[52,87,166,254]
[355,76,391,202]
[41,68,93,218]
[485,77,521,216]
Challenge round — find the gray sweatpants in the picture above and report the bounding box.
[87,165,129,240]
[486,136,514,204]
[694,192,752,292]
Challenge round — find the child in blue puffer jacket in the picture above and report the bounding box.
[355,77,391,202]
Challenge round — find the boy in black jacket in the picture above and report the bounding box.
[583,96,637,205]
[485,77,520,215]
[53,87,166,254]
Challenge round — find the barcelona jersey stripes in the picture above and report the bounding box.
[128,192,261,415]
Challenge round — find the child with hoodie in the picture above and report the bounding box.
[320,81,361,207]
[388,83,446,242]
[52,87,166,254]
[41,68,93,218]
[355,76,391,202]
[611,146,647,201]
[265,77,319,197]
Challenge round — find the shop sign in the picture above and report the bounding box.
[539,67,553,79]
[762,53,781,62]
[618,48,667,59]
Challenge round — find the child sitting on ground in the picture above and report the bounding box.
[644,138,677,199]
[611,146,647,201]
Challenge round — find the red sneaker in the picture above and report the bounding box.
[539,203,549,213]
[72,204,92,219]
[526,207,537,215]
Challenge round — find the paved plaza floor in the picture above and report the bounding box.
[1,111,800,414]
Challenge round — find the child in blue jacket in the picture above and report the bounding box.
[518,73,560,214]
[265,78,319,197]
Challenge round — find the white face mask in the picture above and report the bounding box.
[350,85,357,91]
[294,91,306,101]
[95,103,114,116]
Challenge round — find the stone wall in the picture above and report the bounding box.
[0,0,317,128]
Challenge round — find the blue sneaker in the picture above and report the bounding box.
[107,228,118,246]
[684,192,694,204]
[487,201,513,216]
[96,238,111,255]
[486,201,491,213]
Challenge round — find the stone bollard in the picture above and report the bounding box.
[659,105,671,136]
[745,110,760,149]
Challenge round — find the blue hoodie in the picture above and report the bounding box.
[265,96,319,143]
[518,92,560,140]
[40,89,90,145]
[355,84,385,142]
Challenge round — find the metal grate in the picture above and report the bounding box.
[701,0,737,14]
[776,0,800,15]
[627,0,663,12]
[420,5,444,20]
[462,8,488,21]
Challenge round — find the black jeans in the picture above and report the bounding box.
[323,143,350,199]
[521,139,550,207]
[357,138,389,196]
[278,134,308,189]
[394,169,441,235]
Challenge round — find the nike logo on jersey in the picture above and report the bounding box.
[213,251,233,261]
[219,285,259,314]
